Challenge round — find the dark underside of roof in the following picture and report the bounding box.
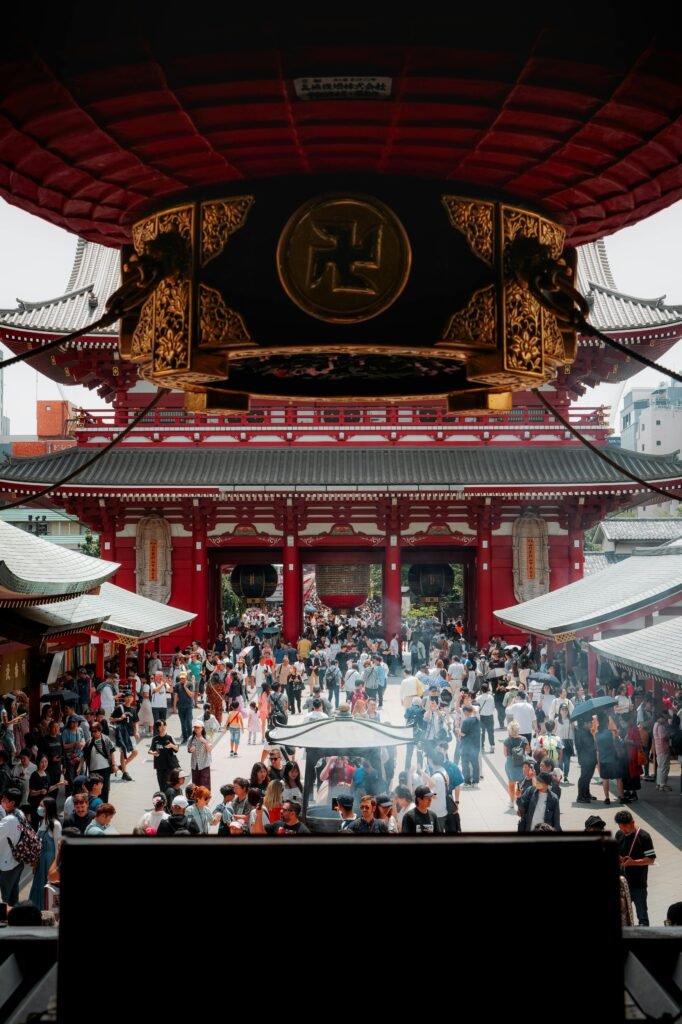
[0,446,680,489]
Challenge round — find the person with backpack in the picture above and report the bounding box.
[82,722,117,801]
[534,718,563,768]
[0,788,35,905]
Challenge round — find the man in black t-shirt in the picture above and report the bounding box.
[400,786,441,834]
[149,720,180,791]
[615,810,656,926]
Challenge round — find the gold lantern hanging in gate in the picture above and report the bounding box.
[119,178,577,413]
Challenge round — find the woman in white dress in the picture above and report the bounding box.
[138,674,154,737]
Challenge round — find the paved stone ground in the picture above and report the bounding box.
[21,675,681,924]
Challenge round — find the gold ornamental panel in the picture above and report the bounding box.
[276,194,411,322]
[120,184,578,411]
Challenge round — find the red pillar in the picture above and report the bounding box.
[282,534,302,644]
[476,510,492,647]
[382,535,402,643]
[192,510,208,644]
[95,642,105,682]
[118,644,128,680]
[587,646,597,696]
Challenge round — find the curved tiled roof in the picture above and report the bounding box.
[0,519,118,604]
[0,445,680,493]
[590,617,682,686]
[495,542,682,637]
[583,552,629,576]
[597,519,682,543]
[19,582,196,641]
[0,239,120,337]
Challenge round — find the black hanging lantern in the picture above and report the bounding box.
[230,564,278,601]
[408,563,455,600]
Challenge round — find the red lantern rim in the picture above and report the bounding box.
[2,21,681,247]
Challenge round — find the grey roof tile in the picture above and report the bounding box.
[583,552,629,575]
[590,618,682,685]
[0,519,117,601]
[0,445,681,490]
[20,582,196,640]
[495,544,682,636]
[598,519,682,542]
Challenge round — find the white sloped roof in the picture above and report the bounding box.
[590,618,682,685]
[0,519,118,604]
[495,541,682,638]
[20,582,196,640]
[597,519,682,543]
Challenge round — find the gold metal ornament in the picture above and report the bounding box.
[276,193,412,322]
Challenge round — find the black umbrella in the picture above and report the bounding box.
[570,696,617,722]
[41,689,80,703]
[528,671,559,685]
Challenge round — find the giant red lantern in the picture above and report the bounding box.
[315,565,370,614]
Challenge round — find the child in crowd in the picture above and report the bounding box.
[226,700,244,758]
[202,703,220,743]
[246,701,260,745]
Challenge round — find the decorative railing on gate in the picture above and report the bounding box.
[71,403,611,446]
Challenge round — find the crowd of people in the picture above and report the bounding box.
[0,609,679,929]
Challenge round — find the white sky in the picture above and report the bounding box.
[1,196,682,433]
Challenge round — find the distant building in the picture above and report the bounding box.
[0,397,94,551]
[0,506,94,552]
[584,517,682,575]
[619,383,682,514]
[620,383,682,455]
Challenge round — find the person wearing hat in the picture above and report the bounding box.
[335,792,357,831]
[374,793,398,833]
[156,795,200,836]
[517,770,561,832]
[187,720,213,787]
[584,815,606,832]
[164,767,187,814]
[172,671,195,745]
[400,785,441,834]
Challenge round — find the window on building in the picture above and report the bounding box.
[641,424,645,431]
[642,444,645,451]
[656,419,661,425]
[656,440,661,446]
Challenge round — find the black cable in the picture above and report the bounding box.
[536,391,681,502]
[0,310,119,370]
[0,389,168,512]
